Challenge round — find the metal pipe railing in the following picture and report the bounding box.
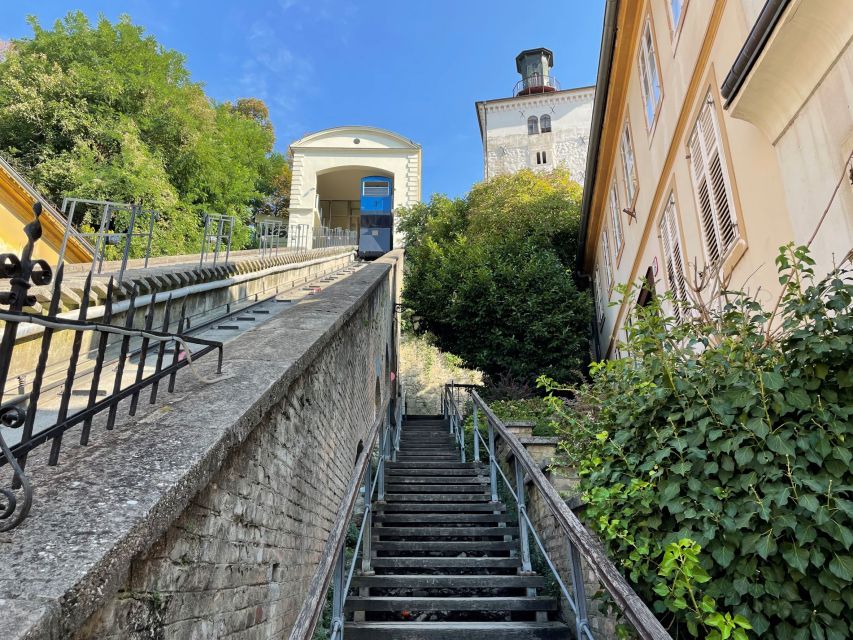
[442,382,672,640]
[287,392,398,640]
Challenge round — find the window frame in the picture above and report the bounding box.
[686,92,740,268]
[667,0,689,44]
[638,15,663,132]
[658,192,690,322]
[601,228,614,292]
[527,115,539,135]
[362,181,391,197]
[540,114,552,133]
[619,118,639,209]
[608,178,624,261]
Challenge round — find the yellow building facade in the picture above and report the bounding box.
[579,0,853,358]
[0,156,91,265]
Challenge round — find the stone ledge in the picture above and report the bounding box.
[0,251,402,640]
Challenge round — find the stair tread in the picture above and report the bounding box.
[345,596,558,611]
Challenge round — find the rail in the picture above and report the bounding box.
[442,382,672,640]
[288,389,403,639]
[0,205,223,532]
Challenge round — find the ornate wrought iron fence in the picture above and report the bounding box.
[0,204,224,532]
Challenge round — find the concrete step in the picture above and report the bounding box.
[345,596,557,612]
[346,621,569,639]
[349,574,545,589]
[388,462,485,470]
[385,494,493,503]
[386,477,487,485]
[385,485,489,494]
[374,513,512,524]
[370,557,521,569]
[376,503,504,513]
[373,527,519,537]
[373,540,516,551]
[386,468,484,477]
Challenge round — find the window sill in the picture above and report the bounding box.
[720,236,748,281]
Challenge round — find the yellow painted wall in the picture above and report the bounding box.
[586,0,852,357]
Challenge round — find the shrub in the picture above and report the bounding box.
[546,246,852,639]
[399,169,591,386]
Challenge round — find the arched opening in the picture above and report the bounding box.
[540,114,552,133]
[374,376,381,421]
[527,115,539,135]
[316,166,394,233]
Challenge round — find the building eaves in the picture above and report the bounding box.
[577,0,620,274]
[720,0,791,107]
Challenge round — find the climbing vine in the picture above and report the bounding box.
[543,245,852,639]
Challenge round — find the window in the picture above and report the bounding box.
[527,116,539,135]
[639,19,662,127]
[659,194,689,320]
[688,95,738,265]
[670,0,684,28]
[608,180,624,254]
[593,267,606,329]
[535,151,548,165]
[601,229,613,290]
[620,122,638,204]
[363,180,390,197]
[540,114,552,133]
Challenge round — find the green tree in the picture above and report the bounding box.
[0,12,283,255]
[400,169,591,386]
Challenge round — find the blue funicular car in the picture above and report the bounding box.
[358,175,393,259]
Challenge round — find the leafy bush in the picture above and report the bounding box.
[546,246,852,639]
[0,12,289,255]
[400,169,591,386]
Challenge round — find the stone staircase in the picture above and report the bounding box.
[346,415,570,639]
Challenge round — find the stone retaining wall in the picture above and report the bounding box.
[0,251,403,640]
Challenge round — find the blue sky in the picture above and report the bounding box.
[0,1,604,198]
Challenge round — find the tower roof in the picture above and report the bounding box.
[515,48,554,73]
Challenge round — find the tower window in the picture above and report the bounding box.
[527,116,539,135]
[540,114,552,133]
[535,151,548,165]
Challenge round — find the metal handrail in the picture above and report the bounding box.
[513,73,561,96]
[442,382,672,640]
[287,391,401,640]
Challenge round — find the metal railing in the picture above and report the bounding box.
[314,226,357,249]
[0,205,224,532]
[288,223,310,251]
[288,391,403,640]
[257,220,286,258]
[58,198,159,284]
[442,382,671,640]
[513,73,561,96]
[199,213,235,268]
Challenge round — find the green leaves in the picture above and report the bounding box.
[0,12,281,256]
[571,247,853,639]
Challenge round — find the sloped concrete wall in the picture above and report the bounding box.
[0,252,403,640]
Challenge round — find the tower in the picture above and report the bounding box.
[475,48,594,182]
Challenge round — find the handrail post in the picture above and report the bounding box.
[376,428,385,504]
[514,456,533,573]
[487,419,498,503]
[362,456,374,575]
[331,541,346,638]
[473,403,480,462]
[569,540,590,638]
[459,410,466,463]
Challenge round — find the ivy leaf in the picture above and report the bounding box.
[767,433,795,456]
[756,534,777,560]
[712,545,735,568]
[828,555,853,581]
[786,387,812,411]
[782,544,809,573]
[734,446,754,466]
[762,370,784,390]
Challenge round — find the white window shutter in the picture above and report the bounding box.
[688,95,738,265]
[659,196,689,321]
